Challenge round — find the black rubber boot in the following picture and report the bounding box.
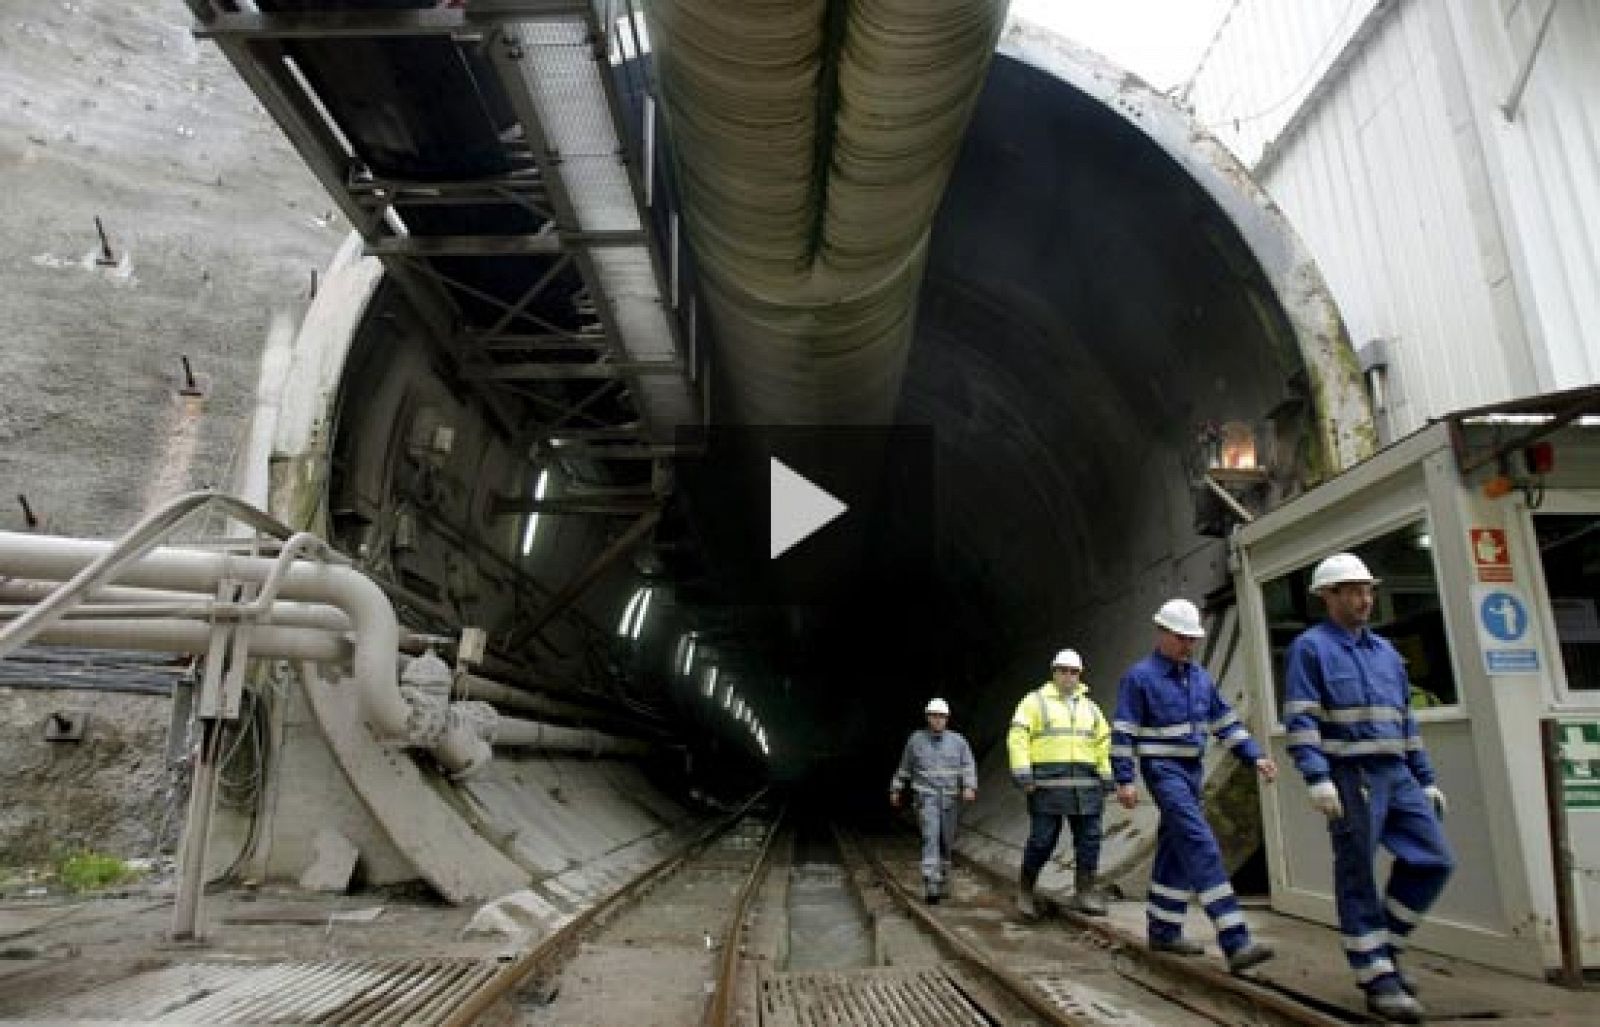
[1017,867,1040,919]
[1066,870,1107,916]
[1226,941,1275,973]
[1366,983,1425,1023]
[924,877,940,905]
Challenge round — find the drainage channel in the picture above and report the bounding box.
[782,819,874,972]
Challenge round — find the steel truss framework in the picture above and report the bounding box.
[186,0,702,510]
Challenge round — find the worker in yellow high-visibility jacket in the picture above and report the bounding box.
[1009,649,1113,919]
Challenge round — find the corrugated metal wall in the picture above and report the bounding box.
[1244,0,1521,437]
[1186,0,1600,438]
[1445,0,1600,395]
[1184,0,1381,169]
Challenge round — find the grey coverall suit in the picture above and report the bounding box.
[891,728,978,886]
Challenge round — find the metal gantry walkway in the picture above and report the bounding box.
[187,0,701,467]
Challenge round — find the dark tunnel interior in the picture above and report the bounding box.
[662,55,1310,798]
[325,49,1316,805]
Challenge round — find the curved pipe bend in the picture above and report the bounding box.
[0,531,410,742]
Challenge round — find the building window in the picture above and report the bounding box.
[1260,520,1457,714]
[1535,514,1600,693]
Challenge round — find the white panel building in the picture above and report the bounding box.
[1185,0,1600,440]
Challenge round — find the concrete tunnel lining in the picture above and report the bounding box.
[289,25,1368,896]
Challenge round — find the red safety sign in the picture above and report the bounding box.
[1470,527,1513,582]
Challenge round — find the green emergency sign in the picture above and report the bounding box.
[1557,721,1600,810]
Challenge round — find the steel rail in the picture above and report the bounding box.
[838,827,1090,1027]
[702,806,787,1026]
[439,790,771,1027]
[947,848,1348,1027]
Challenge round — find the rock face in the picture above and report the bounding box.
[0,0,341,540]
[0,688,173,865]
[0,0,341,863]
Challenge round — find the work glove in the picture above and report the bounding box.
[1308,780,1343,819]
[1424,785,1447,819]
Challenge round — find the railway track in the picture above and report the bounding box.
[7,811,1510,1024]
[1,796,782,1027]
[705,824,1362,1027]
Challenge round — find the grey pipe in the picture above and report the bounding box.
[0,531,410,741]
[0,579,352,632]
[30,618,348,662]
[0,491,337,662]
[492,716,653,757]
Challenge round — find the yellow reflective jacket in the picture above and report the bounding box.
[1007,680,1112,785]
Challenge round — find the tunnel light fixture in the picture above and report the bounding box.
[733,698,745,720]
[617,587,645,636]
[1202,421,1258,471]
[617,585,654,639]
[520,467,552,555]
[629,587,655,640]
[679,636,697,676]
[702,665,718,698]
[722,684,735,709]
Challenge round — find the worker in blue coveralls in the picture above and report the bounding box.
[890,698,977,904]
[1285,553,1453,1024]
[1112,598,1278,973]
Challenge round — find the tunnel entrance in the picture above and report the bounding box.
[651,46,1330,787]
[314,27,1366,894]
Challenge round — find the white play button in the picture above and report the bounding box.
[769,457,848,559]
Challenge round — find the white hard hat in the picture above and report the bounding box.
[1309,552,1380,594]
[925,698,950,715]
[1051,649,1084,670]
[1153,598,1206,638]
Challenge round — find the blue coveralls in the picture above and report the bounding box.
[1284,622,1454,993]
[1113,653,1263,955]
[891,729,978,886]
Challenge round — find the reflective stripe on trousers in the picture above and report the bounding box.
[1142,757,1252,954]
[1327,759,1454,992]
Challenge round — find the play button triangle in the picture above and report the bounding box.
[769,457,848,559]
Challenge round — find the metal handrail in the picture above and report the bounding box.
[0,490,343,663]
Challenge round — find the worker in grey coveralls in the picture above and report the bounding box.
[889,697,978,904]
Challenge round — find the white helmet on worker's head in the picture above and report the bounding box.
[924,698,950,716]
[1153,598,1206,638]
[1051,649,1084,671]
[1308,552,1380,594]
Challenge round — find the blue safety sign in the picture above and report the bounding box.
[1472,585,1540,675]
[1479,591,1528,642]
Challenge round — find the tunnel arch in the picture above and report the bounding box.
[649,27,1375,780]
[283,20,1374,895]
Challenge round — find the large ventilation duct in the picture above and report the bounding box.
[647,0,1011,424]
